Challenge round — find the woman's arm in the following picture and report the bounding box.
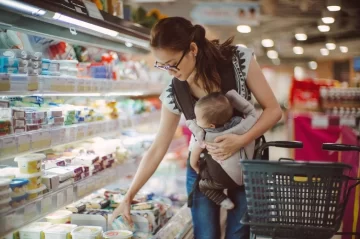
[207,56,282,160]
[190,142,202,173]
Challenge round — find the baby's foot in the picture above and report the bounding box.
[220,198,235,210]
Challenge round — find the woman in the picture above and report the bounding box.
[111,17,282,239]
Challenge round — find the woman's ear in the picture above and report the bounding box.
[190,42,198,56]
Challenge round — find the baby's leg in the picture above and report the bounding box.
[199,179,234,210]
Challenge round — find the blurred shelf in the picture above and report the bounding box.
[0,111,161,161]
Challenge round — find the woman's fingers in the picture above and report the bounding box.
[207,147,224,155]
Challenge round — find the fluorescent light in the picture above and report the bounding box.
[53,13,118,37]
[0,0,46,15]
[267,50,278,59]
[308,61,318,70]
[293,46,304,55]
[237,25,251,33]
[320,48,329,56]
[322,17,335,24]
[295,33,307,41]
[106,92,144,96]
[327,0,341,11]
[125,42,133,48]
[326,42,336,50]
[318,25,330,32]
[340,46,348,53]
[35,93,102,97]
[115,35,150,49]
[261,39,274,48]
[327,5,341,11]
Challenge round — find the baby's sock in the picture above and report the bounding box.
[220,198,235,210]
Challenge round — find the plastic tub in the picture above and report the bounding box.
[27,184,46,200]
[0,178,11,191]
[103,230,133,239]
[43,224,77,239]
[19,222,53,239]
[71,226,103,239]
[14,153,45,174]
[10,193,28,208]
[45,210,73,224]
[17,172,42,190]
[0,188,11,201]
[10,178,29,197]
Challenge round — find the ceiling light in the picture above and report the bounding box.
[237,25,251,33]
[318,24,330,32]
[267,50,278,59]
[340,46,348,53]
[261,39,274,48]
[0,0,46,15]
[295,33,307,41]
[308,61,318,70]
[53,13,118,37]
[320,48,329,56]
[125,42,133,48]
[327,0,341,11]
[293,46,304,55]
[326,42,336,50]
[322,17,335,24]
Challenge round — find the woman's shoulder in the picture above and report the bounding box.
[233,45,254,61]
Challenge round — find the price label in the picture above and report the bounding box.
[311,115,329,128]
[41,196,52,214]
[31,130,51,150]
[66,187,74,204]
[24,203,37,221]
[51,128,66,146]
[17,134,31,153]
[57,191,65,207]
[0,74,10,91]
[0,136,17,156]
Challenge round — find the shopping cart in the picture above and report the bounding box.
[240,141,360,239]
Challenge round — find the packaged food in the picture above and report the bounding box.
[14,153,45,174]
[43,224,77,239]
[0,188,11,201]
[9,178,29,197]
[0,100,10,108]
[0,178,11,191]
[25,111,47,120]
[16,172,42,190]
[0,197,11,213]
[65,202,86,213]
[10,193,28,207]
[26,124,41,131]
[12,109,25,119]
[27,184,46,200]
[86,197,110,209]
[26,118,47,125]
[0,49,29,59]
[131,202,153,211]
[19,222,53,239]
[71,226,102,239]
[45,210,73,224]
[103,230,133,239]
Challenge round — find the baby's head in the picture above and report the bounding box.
[194,92,233,129]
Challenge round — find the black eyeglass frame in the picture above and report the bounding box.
[154,49,188,72]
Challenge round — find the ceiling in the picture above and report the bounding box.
[132,0,360,65]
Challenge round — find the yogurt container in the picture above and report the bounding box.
[10,178,29,197]
[16,172,42,190]
[14,153,45,174]
[27,184,46,200]
[19,222,53,239]
[0,188,11,200]
[0,178,11,191]
[43,224,77,239]
[71,226,103,239]
[10,193,28,208]
[103,230,133,239]
[45,210,73,224]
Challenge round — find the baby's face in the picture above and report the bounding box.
[194,107,215,129]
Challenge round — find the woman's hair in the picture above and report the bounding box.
[150,17,236,93]
[195,92,233,126]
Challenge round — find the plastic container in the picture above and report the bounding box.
[0,178,11,191]
[103,230,133,239]
[0,188,11,200]
[19,222,53,239]
[71,226,103,239]
[27,184,46,200]
[14,153,45,174]
[0,197,11,213]
[17,172,42,190]
[10,193,28,208]
[45,210,73,224]
[43,224,77,239]
[9,178,29,197]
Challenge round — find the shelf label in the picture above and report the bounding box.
[0,74,10,91]
[41,196,52,215]
[31,131,51,150]
[51,128,66,146]
[24,202,37,221]
[17,134,31,153]
[0,136,17,156]
[311,115,329,128]
[57,191,65,208]
[66,187,74,204]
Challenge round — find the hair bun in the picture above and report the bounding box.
[193,24,206,43]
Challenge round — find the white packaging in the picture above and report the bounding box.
[19,222,53,239]
[71,226,103,239]
[14,153,45,174]
[43,224,77,239]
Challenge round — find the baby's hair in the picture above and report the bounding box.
[195,92,233,126]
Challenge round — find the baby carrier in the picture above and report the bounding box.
[171,60,269,207]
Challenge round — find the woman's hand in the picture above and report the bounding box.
[110,198,133,226]
[206,134,248,161]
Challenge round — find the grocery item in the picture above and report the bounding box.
[65,202,86,213]
[9,178,29,197]
[71,226,103,239]
[45,210,73,224]
[19,222,53,239]
[27,184,46,200]
[16,172,42,190]
[14,153,45,174]
[0,178,11,191]
[43,224,77,239]
[0,197,11,213]
[103,230,133,239]
[10,193,28,207]
[0,188,11,200]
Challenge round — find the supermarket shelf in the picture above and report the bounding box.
[0,75,166,97]
[0,0,150,53]
[0,111,161,162]
[0,162,138,236]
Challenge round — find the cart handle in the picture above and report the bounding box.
[322,143,360,152]
[255,141,303,159]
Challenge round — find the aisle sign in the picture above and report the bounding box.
[191,2,260,26]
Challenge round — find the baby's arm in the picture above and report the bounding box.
[190,142,203,174]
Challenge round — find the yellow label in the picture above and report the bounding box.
[28,81,39,91]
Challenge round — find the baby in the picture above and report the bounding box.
[186,90,258,210]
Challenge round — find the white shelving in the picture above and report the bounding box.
[0,111,161,161]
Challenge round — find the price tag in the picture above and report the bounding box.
[51,128,66,146]
[0,136,17,156]
[311,115,329,128]
[31,130,51,150]
[0,74,10,91]
[66,187,74,204]
[24,203,37,221]
[17,134,31,153]
[57,191,65,207]
[41,196,52,214]
[66,78,76,92]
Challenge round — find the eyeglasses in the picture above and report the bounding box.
[154,50,187,72]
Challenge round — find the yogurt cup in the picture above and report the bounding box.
[27,184,46,200]
[103,230,133,239]
[14,153,45,174]
[19,222,53,239]
[71,226,103,239]
[10,193,28,208]
[0,178,11,191]
[16,172,42,190]
[43,224,77,239]
[45,210,73,224]
[10,178,29,197]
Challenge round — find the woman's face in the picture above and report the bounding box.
[152,43,197,82]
